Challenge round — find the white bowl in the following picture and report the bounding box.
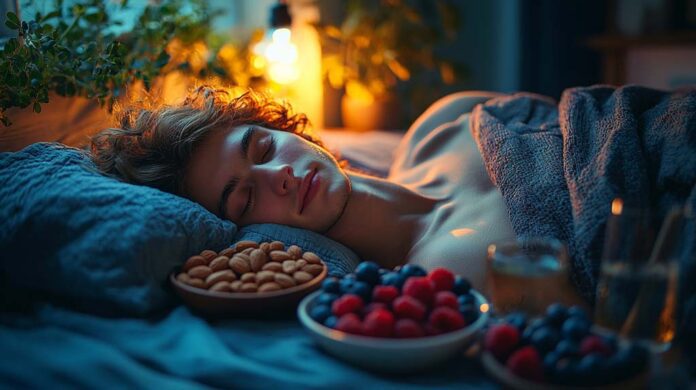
[297,289,490,373]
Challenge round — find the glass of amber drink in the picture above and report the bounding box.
[486,237,569,316]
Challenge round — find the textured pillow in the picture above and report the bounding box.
[0,143,238,314]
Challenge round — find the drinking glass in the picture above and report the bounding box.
[486,237,570,316]
[594,199,682,352]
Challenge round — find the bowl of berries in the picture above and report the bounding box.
[481,303,650,389]
[297,262,489,372]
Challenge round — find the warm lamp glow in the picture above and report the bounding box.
[450,228,476,237]
[254,27,300,85]
[480,303,489,313]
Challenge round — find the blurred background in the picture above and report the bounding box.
[2,0,695,134]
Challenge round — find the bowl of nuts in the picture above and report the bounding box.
[297,262,489,372]
[171,240,327,317]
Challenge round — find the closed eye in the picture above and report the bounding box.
[241,186,254,217]
[261,136,275,163]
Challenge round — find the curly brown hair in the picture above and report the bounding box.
[90,86,324,195]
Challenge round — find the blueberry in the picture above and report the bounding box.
[324,315,338,328]
[543,351,560,377]
[378,268,388,275]
[309,304,332,323]
[316,292,339,306]
[522,317,548,344]
[504,311,528,332]
[600,333,618,354]
[321,277,340,294]
[452,276,472,295]
[553,358,582,385]
[531,326,560,354]
[339,277,355,294]
[380,272,405,288]
[566,305,589,321]
[355,261,381,285]
[349,281,372,301]
[399,264,427,278]
[561,317,591,340]
[554,339,580,358]
[545,303,568,327]
[457,293,475,306]
[459,304,479,324]
[576,353,607,385]
[343,273,357,282]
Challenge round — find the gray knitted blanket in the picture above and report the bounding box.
[470,85,696,305]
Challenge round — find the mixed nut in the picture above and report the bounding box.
[175,240,326,293]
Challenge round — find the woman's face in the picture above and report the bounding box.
[184,125,351,232]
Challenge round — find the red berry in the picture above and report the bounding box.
[428,307,465,332]
[394,319,425,338]
[372,285,400,305]
[363,302,388,316]
[506,346,544,382]
[336,313,363,335]
[332,294,364,317]
[484,324,520,361]
[580,335,612,356]
[434,291,459,309]
[428,267,455,291]
[425,323,443,336]
[402,276,435,305]
[392,295,427,321]
[363,309,395,337]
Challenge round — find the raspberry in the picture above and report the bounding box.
[402,276,435,306]
[428,307,465,332]
[363,309,395,337]
[372,285,399,305]
[428,267,455,292]
[336,313,363,335]
[331,294,364,317]
[434,291,459,309]
[425,323,443,336]
[506,346,544,382]
[579,335,612,356]
[392,295,427,321]
[394,319,425,338]
[363,302,388,316]
[484,324,520,361]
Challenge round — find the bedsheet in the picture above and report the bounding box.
[0,304,495,389]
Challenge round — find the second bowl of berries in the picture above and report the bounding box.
[481,303,650,389]
[297,262,489,372]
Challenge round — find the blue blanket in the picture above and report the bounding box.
[471,85,696,303]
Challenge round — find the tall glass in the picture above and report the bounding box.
[594,199,682,352]
[486,237,570,316]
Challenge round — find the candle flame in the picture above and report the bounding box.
[480,303,489,313]
[611,198,623,215]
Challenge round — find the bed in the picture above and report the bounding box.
[1,86,694,387]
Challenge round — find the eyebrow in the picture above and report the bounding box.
[217,126,255,219]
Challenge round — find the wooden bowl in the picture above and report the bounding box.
[170,264,327,318]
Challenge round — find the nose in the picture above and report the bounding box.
[265,164,295,195]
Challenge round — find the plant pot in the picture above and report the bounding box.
[341,94,401,131]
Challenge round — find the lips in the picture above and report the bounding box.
[299,169,318,214]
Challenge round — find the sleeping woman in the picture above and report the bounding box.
[90,86,584,304]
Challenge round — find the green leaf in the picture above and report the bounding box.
[5,19,18,30]
[33,102,42,113]
[6,12,19,26]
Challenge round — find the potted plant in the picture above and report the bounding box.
[0,0,266,129]
[316,0,467,130]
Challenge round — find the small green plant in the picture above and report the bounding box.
[0,0,263,127]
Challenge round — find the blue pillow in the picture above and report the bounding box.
[0,143,359,314]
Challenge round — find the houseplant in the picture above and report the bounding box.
[316,0,467,130]
[0,0,265,127]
